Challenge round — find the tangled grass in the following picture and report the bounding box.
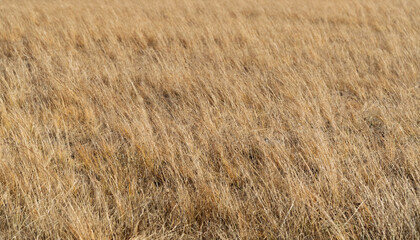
[0,0,419,239]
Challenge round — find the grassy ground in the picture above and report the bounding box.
[0,0,419,239]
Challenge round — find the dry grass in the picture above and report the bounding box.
[0,0,419,239]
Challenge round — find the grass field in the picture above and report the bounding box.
[0,0,419,239]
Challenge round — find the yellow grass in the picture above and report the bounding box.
[0,0,419,238]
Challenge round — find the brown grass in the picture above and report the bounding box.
[0,0,419,239]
